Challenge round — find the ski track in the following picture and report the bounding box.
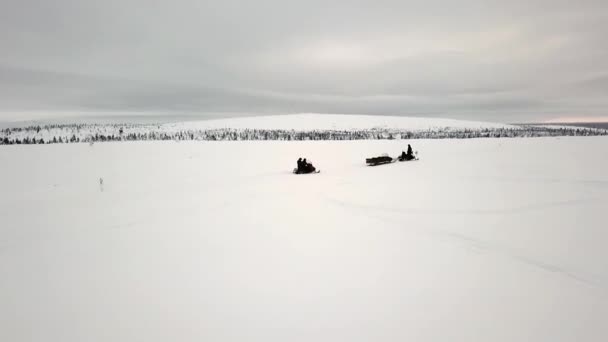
[438,231,605,290]
[323,194,603,216]
[323,195,606,290]
[462,175,608,187]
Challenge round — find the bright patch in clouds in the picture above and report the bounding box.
[304,41,375,67]
[546,116,608,123]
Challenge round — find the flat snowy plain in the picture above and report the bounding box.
[1,136,607,341]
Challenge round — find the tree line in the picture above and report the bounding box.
[1,124,607,145]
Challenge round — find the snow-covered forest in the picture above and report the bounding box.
[1,122,606,145]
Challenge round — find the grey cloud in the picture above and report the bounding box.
[1,0,607,122]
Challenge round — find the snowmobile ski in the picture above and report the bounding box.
[293,168,320,174]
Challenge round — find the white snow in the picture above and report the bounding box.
[1,136,607,341]
[162,113,516,132]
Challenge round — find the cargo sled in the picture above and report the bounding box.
[366,154,394,166]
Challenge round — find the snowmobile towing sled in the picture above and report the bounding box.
[366,154,395,166]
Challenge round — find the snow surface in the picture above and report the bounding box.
[162,113,516,132]
[1,136,608,341]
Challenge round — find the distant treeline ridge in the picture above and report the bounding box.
[1,123,607,145]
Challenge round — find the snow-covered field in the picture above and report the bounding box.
[1,136,607,341]
[163,113,516,131]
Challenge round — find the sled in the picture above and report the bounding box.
[366,155,394,166]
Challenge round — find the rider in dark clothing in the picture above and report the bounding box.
[303,158,315,172]
[407,144,413,157]
[297,158,303,172]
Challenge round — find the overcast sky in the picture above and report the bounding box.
[1,0,607,122]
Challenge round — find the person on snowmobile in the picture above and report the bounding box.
[303,158,315,173]
[407,144,413,157]
[401,151,407,159]
[306,161,316,173]
[297,158,303,172]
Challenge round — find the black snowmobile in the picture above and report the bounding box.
[294,159,320,174]
[398,145,419,161]
[293,166,321,175]
[293,166,320,174]
[397,151,418,162]
[366,154,395,166]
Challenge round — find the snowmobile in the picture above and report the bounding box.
[366,154,395,166]
[293,167,320,174]
[293,161,320,174]
[398,151,419,162]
